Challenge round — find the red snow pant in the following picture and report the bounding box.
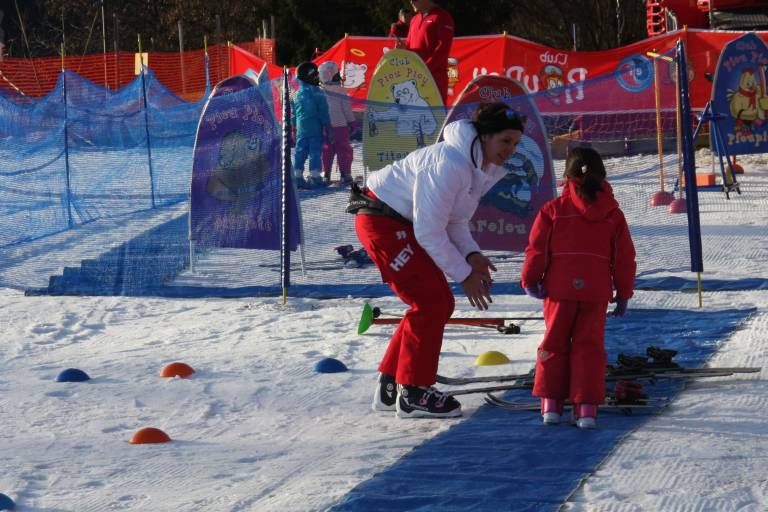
[355,213,455,386]
[322,126,353,180]
[532,298,608,404]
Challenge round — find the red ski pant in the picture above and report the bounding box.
[355,213,454,386]
[532,298,608,404]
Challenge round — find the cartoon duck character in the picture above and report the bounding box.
[447,57,459,96]
[728,68,767,134]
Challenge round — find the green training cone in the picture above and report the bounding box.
[358,302,374,335]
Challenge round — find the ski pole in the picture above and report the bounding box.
[357,303,541,335]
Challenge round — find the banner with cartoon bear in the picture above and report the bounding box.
[711,32,768,156]
[362,49,445,171]
[190,75,300,250]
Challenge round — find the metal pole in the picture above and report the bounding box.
[215,14,222,83]
[281,67,291,302]
[653,56,665,192]
[571,23,576,51]
[178,20,186,94]
[675,53,683,198]
[113,13,119,89]
[61,8,65,56]
[61,42,73,228]
[262,19,268,58]
[101,0,108,88]
[138,34,156,209]
[13,0,42,95]
[616,0,623,47]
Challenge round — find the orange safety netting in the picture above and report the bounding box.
[0,39,275,101]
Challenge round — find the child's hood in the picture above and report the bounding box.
[562,178,620,221]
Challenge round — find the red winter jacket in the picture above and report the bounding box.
[521,179,636,302]
[405,6,454,102]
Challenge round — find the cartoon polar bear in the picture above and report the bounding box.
[342,62,368,89]
[371,79,438,138]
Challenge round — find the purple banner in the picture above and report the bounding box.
[190,75,299,250]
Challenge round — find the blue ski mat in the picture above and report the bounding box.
[331,307,755,512]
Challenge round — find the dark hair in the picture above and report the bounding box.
[471,102,526,136]
[564,147,606,202]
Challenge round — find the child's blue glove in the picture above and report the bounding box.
[523,283,547,300]
[324,126,334,145]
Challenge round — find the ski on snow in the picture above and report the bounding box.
[438,346,761,387]
[483,393,669,413]
[442,369,758,396]
[437,365,759,387]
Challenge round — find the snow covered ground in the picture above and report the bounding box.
[0,153,767,511]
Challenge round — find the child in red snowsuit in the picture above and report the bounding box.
[520,147,636,428]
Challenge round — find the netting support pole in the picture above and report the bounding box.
[697,272,703,308]
[189,240,195,274]
[101,1,108,90]
[280,67,291,303]
[674,54,683,198]
[113,14,120,89]
[178,20,186,95]
[653,56,665,192]
[138,34,156,209]
[61,65,74,229]
[203,39,210,91]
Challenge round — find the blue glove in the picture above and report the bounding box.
[611,298,629,317]
[524,283,547,300]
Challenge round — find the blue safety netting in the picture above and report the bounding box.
[0,50,764,297]
[0,68,206,248]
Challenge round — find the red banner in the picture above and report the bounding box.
[309,30,768,111]
[229,31,768,112]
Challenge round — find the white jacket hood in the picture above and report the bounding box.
[366,120,508,283]
[441,119,485,170]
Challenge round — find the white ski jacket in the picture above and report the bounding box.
[366,119,508,283]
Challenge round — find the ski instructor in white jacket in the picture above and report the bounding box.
[351,102,525,418]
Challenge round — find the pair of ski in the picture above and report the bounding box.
[484,393,667,413]
[438,365,761,397]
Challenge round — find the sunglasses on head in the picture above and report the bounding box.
[504,109,527,123]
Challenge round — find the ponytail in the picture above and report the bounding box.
[564,147,606,202]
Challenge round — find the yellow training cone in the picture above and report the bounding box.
[475,350,510,366]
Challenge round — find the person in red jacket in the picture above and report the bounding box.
[520,147,636,429]
[388,9,412,40]
[404,0,454,104]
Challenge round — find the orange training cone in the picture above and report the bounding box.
[129,427,172,444]
[160,362,195,378]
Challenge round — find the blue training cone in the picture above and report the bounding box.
[56,368,91,382]
[314,358,348,373]
[0,493,15,510]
